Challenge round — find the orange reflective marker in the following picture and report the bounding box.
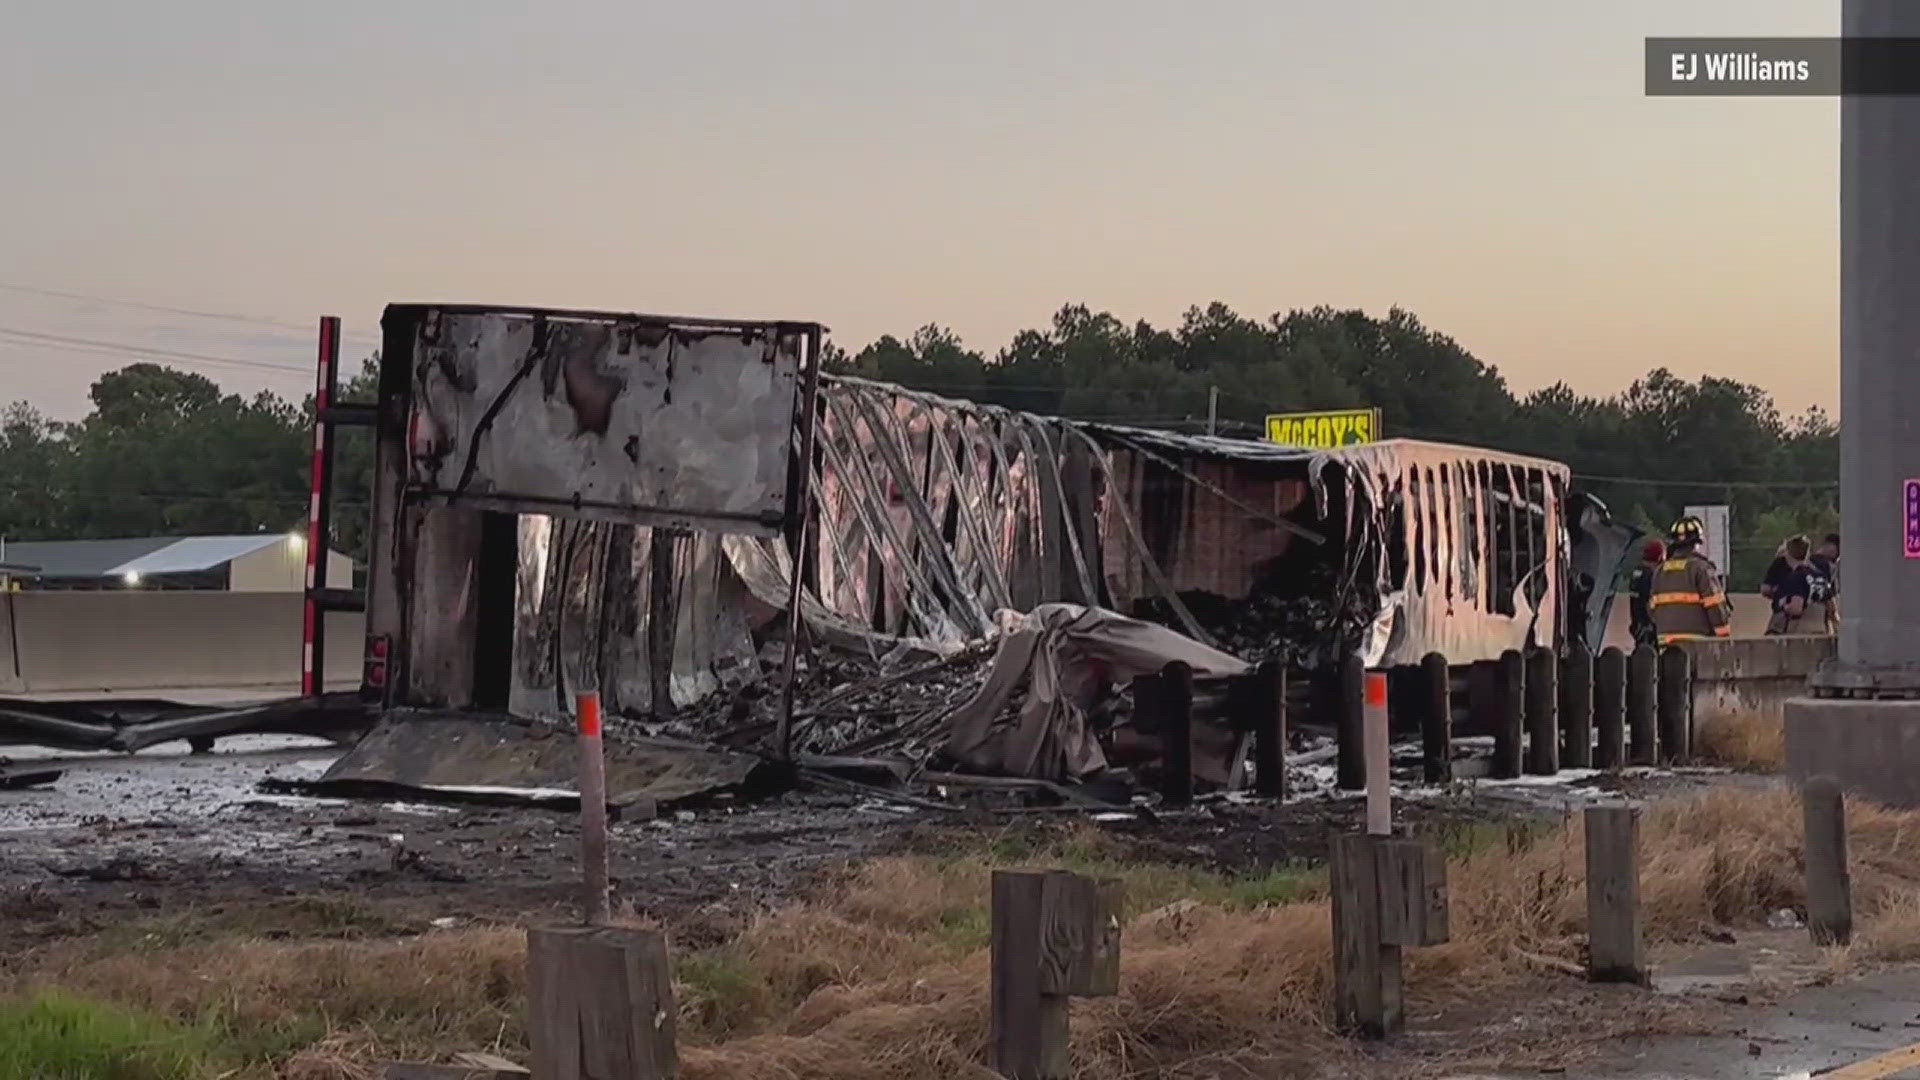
[1365,672,1388,707]
[1364,671,1390,835]
[575,691,610,924]
[577,691,602,738]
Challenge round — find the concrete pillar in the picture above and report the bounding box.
[1832,0,1920,676]
[1787,0,1920,806]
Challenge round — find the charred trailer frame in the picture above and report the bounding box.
[1083,428,1586,669]
[359,304,826,738]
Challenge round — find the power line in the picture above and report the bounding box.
[0,486,369,507]
[1570,472,1837,491]
[0,326,312,379]
[0,281,379,343]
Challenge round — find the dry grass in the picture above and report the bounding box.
[1695,708,1786,772]
[17,925,528,1071]
[17,786,1920,1079]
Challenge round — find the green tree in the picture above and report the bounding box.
[0,306,1837,593]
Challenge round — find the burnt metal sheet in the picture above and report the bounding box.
[403,306,813,536]
[507,517,759,722]
[1567,491,1643,653]
[1330,441,1569,666]
[0,693,369,753]
[312,714,766,808]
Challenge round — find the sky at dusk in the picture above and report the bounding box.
[1,0,1840,421]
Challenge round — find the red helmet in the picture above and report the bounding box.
[1641,539,1667,563]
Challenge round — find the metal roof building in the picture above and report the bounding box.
[0,534,353,592]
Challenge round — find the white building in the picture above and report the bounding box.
[0,534,354,592]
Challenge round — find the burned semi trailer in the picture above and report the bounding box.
[342,322,1629,739]
[356,304,826,718]
[1077,426,1633,670]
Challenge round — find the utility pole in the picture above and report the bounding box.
[1785,0,1920,805]
[1207,386,1219,437]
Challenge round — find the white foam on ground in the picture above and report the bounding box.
[417,784,578,800]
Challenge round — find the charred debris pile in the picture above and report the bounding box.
[640,602,1319,814]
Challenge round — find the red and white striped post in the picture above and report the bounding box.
[301,316,341,698]
[1364,670,1391,836]
[576,690,612,925]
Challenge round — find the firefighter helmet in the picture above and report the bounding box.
[1668,515,1705,546]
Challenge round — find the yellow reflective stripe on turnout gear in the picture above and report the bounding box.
[1712,624,1731,636]
[1652,592,1702,606]
[1700,593,1726,607]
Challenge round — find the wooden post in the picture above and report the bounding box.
[1803,774,1853,946]
[1656,645,1692,764]
[1492,650,1524,780]
[1160,661,1194,807]
[1337,654,1366,791]
[1376,837,1450,948]
[1467,658,1497,733]
[1252,662,1288,799]
[1584,804,1648,986]
[1330,832,1402,1038]
[1626,645,1657,767]
[1594,647,1627,770]
[1560,650,1594,769]
[1363,670,1390,836]
[1330,833,1449,1039]
[1524,647,1559,776]
[527,926,678,1080]
[990,869,1122,1079]
[1420,653,1452,785]
[576,691,611,925]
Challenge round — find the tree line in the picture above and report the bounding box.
[0,303,1836,588]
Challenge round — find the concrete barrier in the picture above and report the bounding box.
[0,591,362,695]
[1601,592,1777,649]
[1675,634,1835,734]
[0,592,18,694]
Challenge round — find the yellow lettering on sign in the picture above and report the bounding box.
[1264,409,1382,448]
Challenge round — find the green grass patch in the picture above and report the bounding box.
[1224,863,1324,907]
[73,893,419,959]
[0,991,223,1080]
[981,825,1326,913]
[1428,816,1555,864]
[932,903,992,954]
[676,948,773,1039]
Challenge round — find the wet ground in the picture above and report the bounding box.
[0,735,908,949]
[1431,964,1920,1078]
[0,715,1876,1080]
[0,721,1737,952]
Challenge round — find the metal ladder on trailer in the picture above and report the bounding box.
[302,315,375,698]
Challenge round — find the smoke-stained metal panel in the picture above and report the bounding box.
[400,305,812,536]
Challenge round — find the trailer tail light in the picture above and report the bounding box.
[363,635,392,696]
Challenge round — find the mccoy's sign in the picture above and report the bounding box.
[1264,408,1381,449]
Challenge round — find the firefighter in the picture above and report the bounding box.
[1650,515,1732,644]
[1628,538,1665,648]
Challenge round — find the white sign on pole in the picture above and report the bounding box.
[1684,504,1732,581]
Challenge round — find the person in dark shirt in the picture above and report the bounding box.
[1813,533,1840,634]
[1628,538,1665,647]
[1766,534,1827,634]
[1759,536,1804,602]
